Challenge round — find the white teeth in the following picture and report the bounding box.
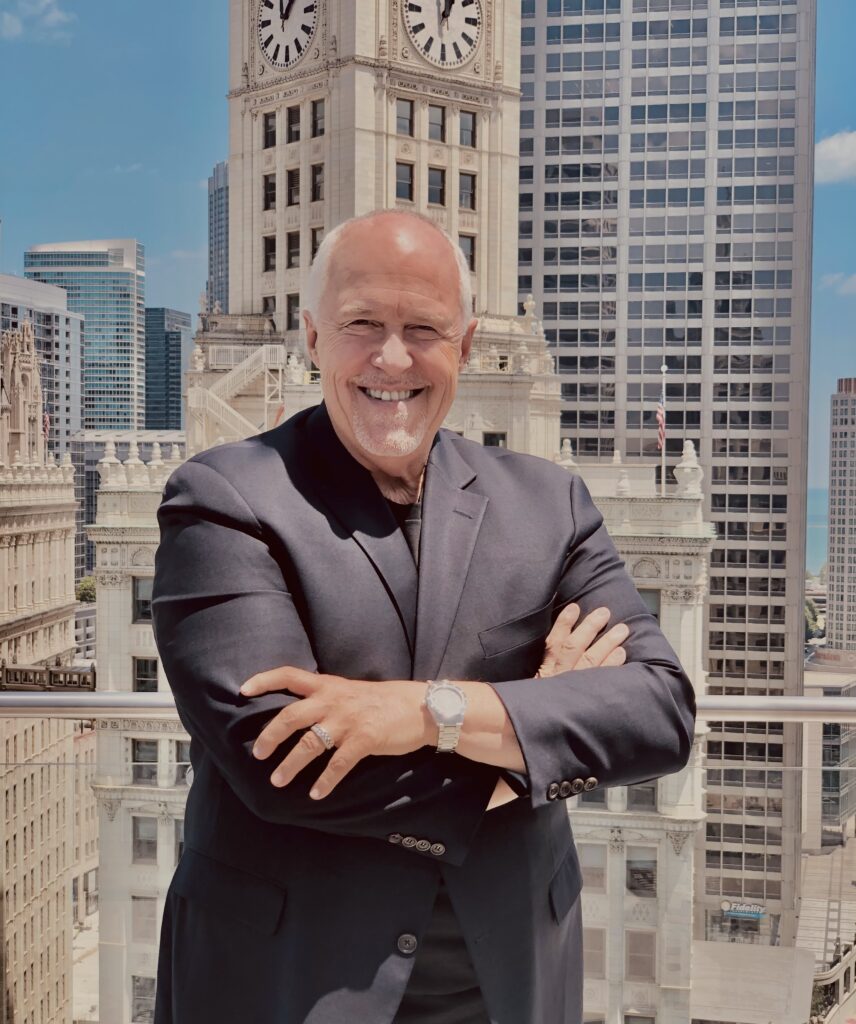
[364,388,419,401]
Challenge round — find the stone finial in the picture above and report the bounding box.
[148,442,163,467]
[287,350,306,384]
[60,451,74,484]
[123,441,148,488]
[673,439,703,498]
[513,339,530,374]
[616,468,631,498]
[612,447,622,465]
[192,345,205,372]
[213,299,223,316]
[97,440,122,488]
[485,345,500,372]
[555,438,577,469]
[522,293,536,334]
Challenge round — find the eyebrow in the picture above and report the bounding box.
[337,305,446,324]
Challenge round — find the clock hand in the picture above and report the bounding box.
[284,0,296,16]
[442,0,455,20]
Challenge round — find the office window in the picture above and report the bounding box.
[483,432,506,448]
[131,896,157,944]
[311,98,325,137]
[287,168,300,206]
[311,227,323,259]
[460,109,477,147]
[263,235,276,272]
[262,111,276,148]
[132,578,152,623]
[459,172,476,210]
[396,163,414,201]
[397,98,414,136]
[626,846,657,898]
[459,234,475,272]
[627,780,658,811]
[132,976,156,1022]
[174,740,191,786]
[624,1017,655,1024]
[428,104,446,142]
[579,843,607,890]
[263,173,276,211]
[286,294,301,331]
[262,295,276,315]
[132,817,157,864]
[175,818,185,865]
[428,167,446,205]
[625,931,656,982]
[132,657,157,693]
[286,104,300,143]
[286,231,300,269]
[131,740,158,786]
[583,928,606,979]
[311,163,324,202]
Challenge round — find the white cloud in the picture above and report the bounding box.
[111,162,143,175]
[816,131,856,184]
[0,0,74,40]
[820,272,856,296]
[0,12,23,37]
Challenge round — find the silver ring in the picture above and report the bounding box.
[310,724,335,750]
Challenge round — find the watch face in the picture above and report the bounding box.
[403,0,482,69]
[428,683,466,724]
[258,0,318,71]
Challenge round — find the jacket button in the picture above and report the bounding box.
[415,839,431,852]
[558,780,573,798]
[397,933,418,955]
[571,779,585,795]
[547,782,560,800]
[388,833,403,844]
[584,777,598,791]
[402,836,417,848]
[430,843,445,856]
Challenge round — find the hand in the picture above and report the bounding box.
[537,603,628,679]
[442,0,454,20]
[240,668,432,800]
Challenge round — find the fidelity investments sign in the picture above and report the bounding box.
[721,899,765,920]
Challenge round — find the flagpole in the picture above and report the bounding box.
[660,362,667,498]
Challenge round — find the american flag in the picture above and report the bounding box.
[43,411,51,441]
[655,384,666,451]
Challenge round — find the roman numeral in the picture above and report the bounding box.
[424,35,433,52]
[263,0,274,7]
[273,43,280,62]
[284,44,290,63]
[260,19,271,27]
[465,16,478,24]
[295,37,303,54]
[408,2,422,9]
[411,22,425,33]
[264,33,274,49]
[462,0,474,5]
[301,23,311,34]
[440,43,447,63]
[304,2,316,10]
[461,31,474,46]
[453,41,462,60]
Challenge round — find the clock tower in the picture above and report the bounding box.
[187,0,558,458]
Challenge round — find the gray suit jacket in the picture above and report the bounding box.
[152,403,695,1024]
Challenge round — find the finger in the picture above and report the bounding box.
[270,727,332,788]
[240,665,321,697]
[549,606,612,670]
[574,623,630,670]
[308,741,365,800]
[544,602,581,650]
[601,646,627,668]
[252,699,321,760]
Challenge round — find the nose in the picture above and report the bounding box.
[373,330,413,375]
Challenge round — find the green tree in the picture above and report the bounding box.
[75,576,96,603]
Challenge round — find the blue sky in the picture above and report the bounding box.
[0,0,853,488]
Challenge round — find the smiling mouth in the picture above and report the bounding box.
[357,386,426,402]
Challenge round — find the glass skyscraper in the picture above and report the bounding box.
[144,307,192,430]
[519,0,815,950]
[24,239,146,431]
[207,161,229,313]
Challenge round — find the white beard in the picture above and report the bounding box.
[351,400,429,456]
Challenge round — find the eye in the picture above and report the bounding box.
[347,319,379,328]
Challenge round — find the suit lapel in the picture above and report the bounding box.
[413,433,488,681]
[300,406,417,656]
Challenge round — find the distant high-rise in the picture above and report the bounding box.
[207,160,229,313]
[24,239,146,431]
[825,377,856,653]
[145,307,192,429]
[518,0,816,949]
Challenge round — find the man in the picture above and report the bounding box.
[152,210,695,1024]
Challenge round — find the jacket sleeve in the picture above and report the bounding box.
[152,458,498,866]
[487,473,697,810]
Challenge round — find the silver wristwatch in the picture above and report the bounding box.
[423,679,468,753]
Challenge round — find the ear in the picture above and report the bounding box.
[459,317,478,368]
[303,311,321,368]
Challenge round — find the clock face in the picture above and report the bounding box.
[257,0,318,70]
[403,0,482,69]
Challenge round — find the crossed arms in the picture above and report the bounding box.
[152,457,695,864]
